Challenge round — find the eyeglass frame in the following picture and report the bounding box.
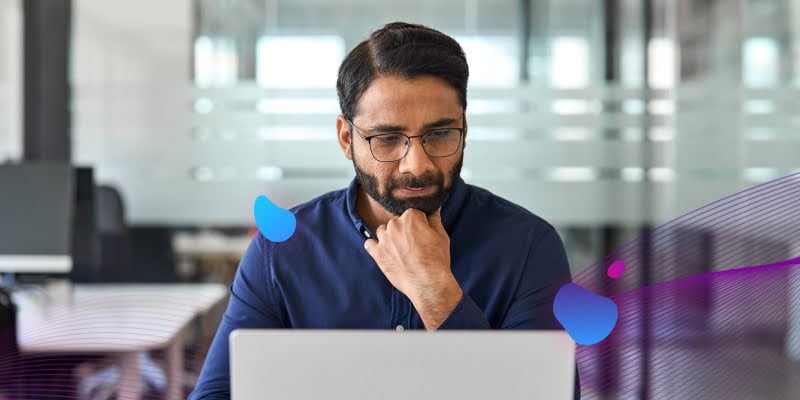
[347,119,466,162]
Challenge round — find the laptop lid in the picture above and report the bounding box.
[230,330,575,400]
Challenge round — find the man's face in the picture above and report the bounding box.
[337,75,465,216]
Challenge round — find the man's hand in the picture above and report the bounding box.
[364,208,463,331]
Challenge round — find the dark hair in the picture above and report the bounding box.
[336,22,469,121]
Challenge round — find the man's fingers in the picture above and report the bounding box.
[427,208,446,234]
[364,238,388,274]
[364,238,378,255]
[374,224,387,241]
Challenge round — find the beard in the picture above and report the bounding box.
[353,156,463,216]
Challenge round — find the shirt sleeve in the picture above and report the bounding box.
[436,292,492,329]
[438,227,572,330]
[500,227,572,330]
[188,236,285,400]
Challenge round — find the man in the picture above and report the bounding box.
[190,22,575,399]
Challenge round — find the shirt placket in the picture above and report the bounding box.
[391,288,411,331]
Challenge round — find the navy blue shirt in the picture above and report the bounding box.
[190,177,573,399]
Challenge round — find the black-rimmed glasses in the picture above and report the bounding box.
[348,120,465,162]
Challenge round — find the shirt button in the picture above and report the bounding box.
[395,325,405,332]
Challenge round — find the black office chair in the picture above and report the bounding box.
[95,183,179,283]
[128,227,180,283]
[94,185,132,282]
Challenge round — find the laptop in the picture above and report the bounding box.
[230,330,576,400]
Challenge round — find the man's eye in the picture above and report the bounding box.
[429,130,452,138]
[375,135,404,145]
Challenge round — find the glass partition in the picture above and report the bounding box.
[70,0,800,229]
[0,0,22,163]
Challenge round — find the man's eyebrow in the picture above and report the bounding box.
[422,118,460,130]
[368,123,406,133]
[368,117,462,133]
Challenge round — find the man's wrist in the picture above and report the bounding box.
[411,275,463,331]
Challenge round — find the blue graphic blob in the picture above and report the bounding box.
[553,283,618,345]
[254,195,296,242]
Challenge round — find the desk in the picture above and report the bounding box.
[14,283,227,400]
[172,231,251,283]
[172,231,250,258]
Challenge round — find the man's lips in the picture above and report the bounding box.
[395,185,436,197]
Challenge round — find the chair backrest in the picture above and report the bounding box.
[69,167,100,282]
[95,185,126,235]
[94,184,180,283]
[94,185,131,282]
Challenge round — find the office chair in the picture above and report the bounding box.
[70,167,101,283]
[95,185,132,282]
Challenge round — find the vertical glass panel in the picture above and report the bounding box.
[455,35,519,88]
[618,0,646,87]
[794,0,800,84]
[648,37,677,88]
[0,0,21,162]
[550,37,590,88]
[194,36,240,87]
[742,37,780,87]
[256,36,345,88]
[542,0,604,87]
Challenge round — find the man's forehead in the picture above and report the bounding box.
[354,76,463,128]
[360,75,458,99]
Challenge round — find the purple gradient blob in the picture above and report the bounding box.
[607,260,626,279]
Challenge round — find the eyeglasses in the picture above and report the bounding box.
[348,120,465,162]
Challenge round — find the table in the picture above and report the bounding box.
[172,231,251,283]
[172,231,251,258]
[13,283,228,400]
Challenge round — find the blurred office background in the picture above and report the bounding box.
[3,0,800,271]
[1,0,800,398]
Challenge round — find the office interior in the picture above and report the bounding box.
[1,0,799,398]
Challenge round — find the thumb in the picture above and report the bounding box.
[427,208,446,234]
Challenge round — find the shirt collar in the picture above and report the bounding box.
[345,176,468,239]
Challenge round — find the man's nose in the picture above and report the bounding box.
[398,137,435,176]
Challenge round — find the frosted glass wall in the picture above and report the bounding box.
[71,0,800,226]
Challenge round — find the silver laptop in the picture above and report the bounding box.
[230,330,576,400]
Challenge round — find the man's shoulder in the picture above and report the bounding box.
[289,186,348,217]
[462,182,557,235]
[252,186,349,257]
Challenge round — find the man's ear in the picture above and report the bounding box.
[462,113,467,151]
[336,115,353,160]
